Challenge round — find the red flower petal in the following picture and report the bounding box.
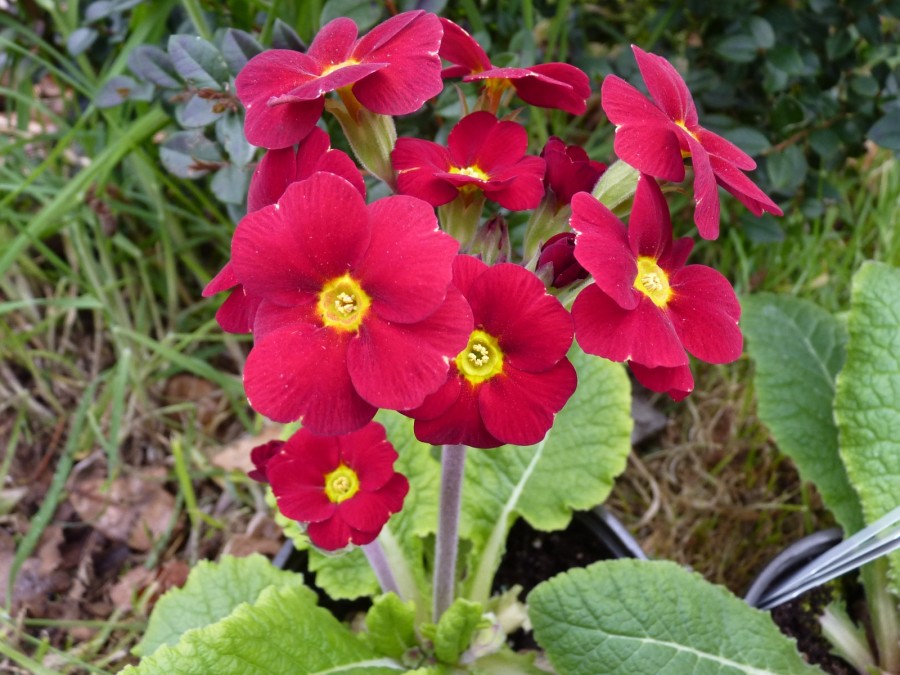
[627,175,673,260]
[632,45,698,127]
[451,254,489,298]
[339,425,396,492]
[448,111,502,169]
[438,18,491,73]
[709,155,783,217]
[513,63,591,115]
[572,284,688,368]
[251,299,318,339]
[393,138,458,206]
[247,440,285,483]
[478,359,577,446]
[601,75,671,126]
[405,371,462,420]
[274,63,387,104]
[467,264,573,372]
[629,361,694,401]
[307,517,353,550]
[236,50,323,148]
[355,195,459,323]
[306,17,357,65]
[471,117,529,174]
[348,288,472,411]
[337,491,392,533]
[203,261,237,296]
[482,156,546,210]
[685,136,721,240]
[243,324,377,433]
[351,12,444,115]
[698,128,756,171]
[413,380,503,448]
[232,173,371,303]
[570,192,639,311]
[612,123,685,183]
[667,265,743,364]
[216,286,262,334]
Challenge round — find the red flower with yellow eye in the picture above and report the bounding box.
[407,256,576,449]
[236,11,443,149]
[230,171,472,435]
[392,111,545,210]
[267,422,409,551]
[202,127,364,335]
[570,174,742,396]
[438,18,591,115]
[601,45,781,240]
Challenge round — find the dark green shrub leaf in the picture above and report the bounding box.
[739,212,784,243]
[400,0,448,12]
[529,560,823,674]
[826,29,855,60]
[128,46,181,89]
[850,75,879,98]
[211,165,250,204]
[85,0,115,22]
[867,110,900,151]
[96,75,153,108]
[221,29,263,73]
[168,35,230,90]
[159,130,222,178]
[766,145,807,194]
[809,128,843,163]
[770,95,807,131]
[271,19,306,51]
[67,27,98,56]
[714,34,758,63]
[321,0,383,33]
[720,126,770,156]
[768,45,806,76]
[749,17,775,49]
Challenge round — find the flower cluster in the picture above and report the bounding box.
[206,12,780,551]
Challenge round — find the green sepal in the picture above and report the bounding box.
[590,159,640,216]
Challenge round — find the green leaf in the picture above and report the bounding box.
[96,75,153,109]
[720,126,770,157]
[431,598,485,664]
[167,35,230,90]
[714,34,758,63]
[868,111,900,151]
[320,0,383,33]
[133,554,309,657]
[742,293,863,533]
[749,17,775,49]
[835,262,900,582]
[766,145,807,194]
[220,28,263,74]
[128,45,181,89]
[124,585,402,674]
[365,593,417,660]
[159,130,222,179]
[462,348,632,604]
[529,560,824,675]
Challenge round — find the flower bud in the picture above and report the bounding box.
[537,232,588,288]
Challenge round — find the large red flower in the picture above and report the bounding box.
[570,174,742,397]
[267,422,409,551]
[392,111,545,210]
[202,128,364,334]
[407,256,576,449]
[439,18,590,115]
[236,11,443,148]
[601,45,782,240]
[230,171,473,435]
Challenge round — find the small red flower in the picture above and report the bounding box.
[439,18,591,115]
[236,11,443,148]
[537,232,589,288]
[570,174,742,396]
[407,256,576,449]
[231,171,473,435]
[392,111,545,210]
[541,136,606,209]
[202,128,364,334]
[247,440,285,484]
[267,422,409,551]
[601,45,782,239]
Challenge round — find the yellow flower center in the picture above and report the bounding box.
[318,273,371,332]
[633,256,672,308]
[323,464,360,504]
[675,120,699,159]
[320,58,361,77]
[449,165,490,181]
[456,330,504,385]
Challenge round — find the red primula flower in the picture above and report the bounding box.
[236,11,443,149]
[537,232,589,288]
[247,439,285,484]
[439,18,591,115]
[541,136,606,209]
[267,422,409,551]
[392,111,545,210]
[570,174,742,397]
[231,171,473,435]
[202,128,364,334]
[601,45,782,239]
[407,256,576,449]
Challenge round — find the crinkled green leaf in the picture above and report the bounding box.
[742,293,863,533]
[835,262,900,583]
[168,35,230,90]
[431,598,485,664]
[470,649,545,674]
[461,348,632,603]
[364,593,417,660]
[529,560,824,675]
[125,585,402,674]
[133,554,307,657]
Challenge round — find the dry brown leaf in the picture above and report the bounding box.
[211,426,282,474]
[68,464,175,552]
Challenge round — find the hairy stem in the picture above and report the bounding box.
[362,536,401,597]
[433,443,467,621]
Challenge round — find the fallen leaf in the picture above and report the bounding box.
[211,427,282,474]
